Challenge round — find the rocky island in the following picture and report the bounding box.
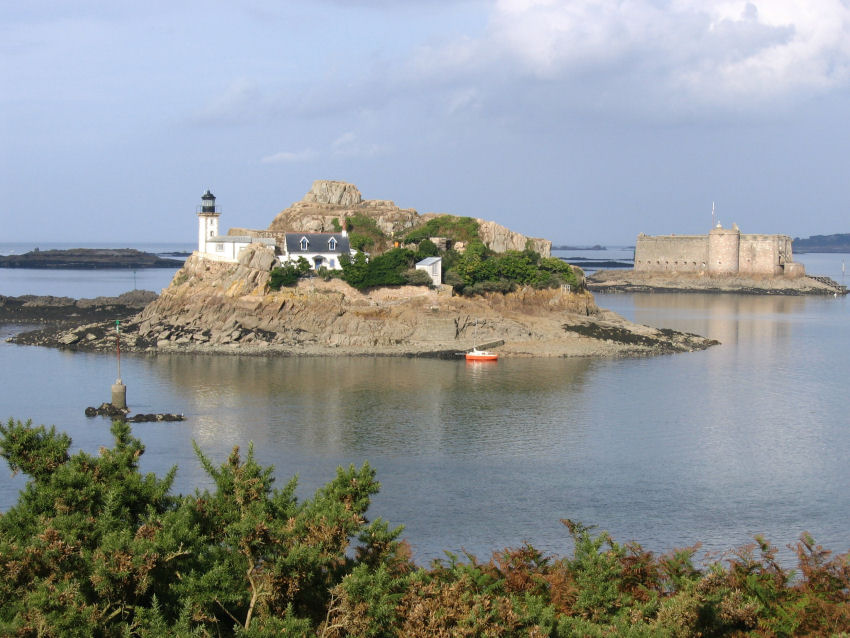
[0,248,184,269]
[13,247,715,357]
[8,181,718,357]
[792,232,850,253]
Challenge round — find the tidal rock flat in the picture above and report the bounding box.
[588,270,845,295]
[10,249,717,358]
[0,290,158,325]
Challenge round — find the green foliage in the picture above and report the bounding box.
[269,265,298,289]
[268,258,311,290]
[402,215,480,244]
[349,232,372,252]
[341,249,416,290]
[3,419,850,637]
[402,268,435,286]
[446,244,582,295]
[359,249,412,288]
[0,420,180,635]
[0,419,389,636]
[331,217,342,232]
[413,238,439,261]
[340,251,369,288]
[0,417,70,480]
[345,214,386,252]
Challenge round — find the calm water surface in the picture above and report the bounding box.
[0,242,192,297]
[1,251,848,564]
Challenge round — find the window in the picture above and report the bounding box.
[329,258,335,268]
[328,237,337,250]
[216,243,224,252]
[300,237,309,251]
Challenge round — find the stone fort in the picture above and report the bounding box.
[634,224,805,278]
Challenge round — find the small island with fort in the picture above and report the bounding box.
[588,223,846,295]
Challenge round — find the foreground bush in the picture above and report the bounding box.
[1,418,848,636]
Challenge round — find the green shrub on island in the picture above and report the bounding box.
[337,241,581,293]
[340,248,422,290]
[413,238,439,261]
[2,418,849,637]
[402,268,435,286]
[402,215,480,245]
[447,240,582,295]
[268,257,311,290]
[346,214,386,252]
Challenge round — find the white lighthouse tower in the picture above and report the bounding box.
[197,190,220,255]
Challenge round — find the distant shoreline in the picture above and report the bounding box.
[0,248,184,269]
[552,244,607,251]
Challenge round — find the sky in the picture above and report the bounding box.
[2,0,849,245]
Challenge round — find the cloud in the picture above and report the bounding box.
[260,133,388,163]
[194,78,265,125]
[413,0,850,113]
[331,131,389,158]
[260,149,319,163]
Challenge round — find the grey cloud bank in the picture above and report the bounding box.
[2,0,849,245]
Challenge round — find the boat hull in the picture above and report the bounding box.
[465,352,498,362]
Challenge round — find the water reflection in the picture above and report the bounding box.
[135,355,596,460]
[629,293,811,345]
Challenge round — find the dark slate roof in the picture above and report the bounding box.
[284,232,350,255]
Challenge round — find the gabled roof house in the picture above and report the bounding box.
[281,232,353,270]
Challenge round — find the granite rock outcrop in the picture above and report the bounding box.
[267,180,421,237]
[263,180,552,257]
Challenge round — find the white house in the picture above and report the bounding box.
[415,256,442,285]
[280,232,353,270]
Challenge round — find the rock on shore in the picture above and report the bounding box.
[0,290,158,324]
[11,246,718,357]
[587,270,845,295]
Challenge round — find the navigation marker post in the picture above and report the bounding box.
[111,319,127,409]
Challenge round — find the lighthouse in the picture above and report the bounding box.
[197,189,220,255]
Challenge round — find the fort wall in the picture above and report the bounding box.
[634,235,706,272]
[634,226,804,278]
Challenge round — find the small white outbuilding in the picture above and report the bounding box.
[415,256,442,286]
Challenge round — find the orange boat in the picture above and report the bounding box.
[465,348,499,362]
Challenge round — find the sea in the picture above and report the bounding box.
[1,243,848,565]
